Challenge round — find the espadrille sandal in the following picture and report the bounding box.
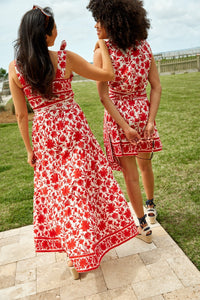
[136,214,152,244]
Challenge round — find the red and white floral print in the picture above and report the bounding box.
[15,48,138,273]
[104,40,162,171]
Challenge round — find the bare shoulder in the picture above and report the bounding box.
[49,50,57,54]
[9,60,15,74]
[49,50,57,57]
[9,61,17,80]
[9,60,22,88]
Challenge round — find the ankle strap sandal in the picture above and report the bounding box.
[146,199,157,224]
[136,214,152,244]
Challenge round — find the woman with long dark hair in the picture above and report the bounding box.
[9,6,138,280]
[87,0,162,243]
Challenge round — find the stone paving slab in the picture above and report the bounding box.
[0,205,200,300]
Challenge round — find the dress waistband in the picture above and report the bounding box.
[109,89,147,101]
[34,97,74,113]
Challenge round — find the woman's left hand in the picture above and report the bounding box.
[144,122,154,140]
[124,126,141,145]
[27,150,36,168]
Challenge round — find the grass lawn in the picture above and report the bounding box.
[0,72,199,270]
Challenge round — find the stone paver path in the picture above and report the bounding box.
[0,204,200,300]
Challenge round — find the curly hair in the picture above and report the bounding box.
[87,0,150,51]
[14,7,55,98]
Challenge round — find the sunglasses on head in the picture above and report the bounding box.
[33,5,51,28]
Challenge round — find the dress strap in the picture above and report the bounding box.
[60,40,67,50]
[14,62,26,87]
[56,40,67,79]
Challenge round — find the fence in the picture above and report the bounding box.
[1,56,200,96]
[156,55,200,75]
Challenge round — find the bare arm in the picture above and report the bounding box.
[9,61,35,167]
[93,48,141,143]
[145,56,162,139]
[67,39,114,82]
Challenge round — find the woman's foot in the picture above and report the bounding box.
[136,214,152,243]
[67,259,80,280]
[146,199,157,224]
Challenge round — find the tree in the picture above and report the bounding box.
[0,68,8,79]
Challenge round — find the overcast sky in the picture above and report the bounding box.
[0,0,200,71]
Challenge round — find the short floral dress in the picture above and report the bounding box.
[104,40,162,171]
[15,47,138,273]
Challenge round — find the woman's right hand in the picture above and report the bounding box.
[94,40,100,52]
[27,150,36,167]
[144,121,154,140]
[94,39,105,52]
[124,126,141,145]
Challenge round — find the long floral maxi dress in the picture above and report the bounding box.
[104,40,163,171]
[15,49,138,272]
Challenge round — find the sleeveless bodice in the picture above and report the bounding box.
[15,50,74,111]
[106,40,152,96]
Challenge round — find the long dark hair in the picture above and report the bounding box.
[14,7,55,97]
[87,0,150,51]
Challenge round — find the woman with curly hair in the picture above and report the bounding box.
[87,0,162,243]
[9,5,139,279]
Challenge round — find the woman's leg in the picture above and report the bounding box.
[136,153,154,200]
[118,155,152,242]
[137,153,157,223]
[118,155,144,218]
